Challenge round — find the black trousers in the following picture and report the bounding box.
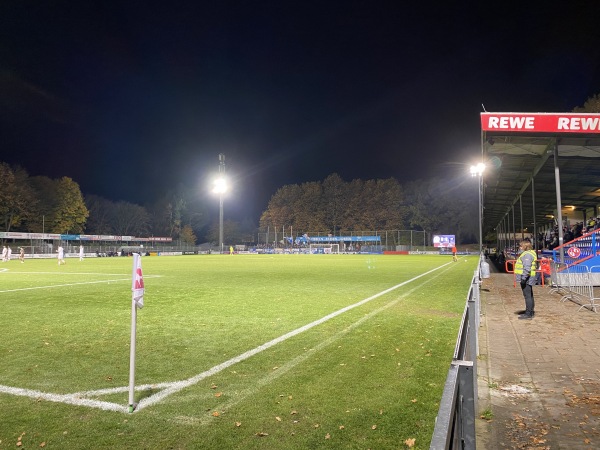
[520,282,535,315]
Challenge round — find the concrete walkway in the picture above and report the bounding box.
[476,268,600,449]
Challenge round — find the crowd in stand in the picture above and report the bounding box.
[537,217,600,250]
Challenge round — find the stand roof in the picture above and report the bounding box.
[481,113,600,235]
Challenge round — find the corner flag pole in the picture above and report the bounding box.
[128,253,145,413]
[128,292,138,413]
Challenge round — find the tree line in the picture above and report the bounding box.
[0,163,210,244]
[2,162,480,245]
[259,173,479,244]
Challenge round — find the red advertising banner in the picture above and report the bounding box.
[481,113,600,134]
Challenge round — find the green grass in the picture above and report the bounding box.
[0,254,477,449]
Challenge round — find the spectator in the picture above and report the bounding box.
[515,240,537,320]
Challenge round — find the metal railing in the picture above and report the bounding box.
[430,263,481,449]
[550,262,600,312]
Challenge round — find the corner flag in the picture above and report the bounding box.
[129,252,145,412]
[132,253,144,308]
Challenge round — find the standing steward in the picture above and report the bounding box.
[514,239,537,320]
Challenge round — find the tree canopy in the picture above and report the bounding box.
[0,163,506,245]
[259,173,478,243]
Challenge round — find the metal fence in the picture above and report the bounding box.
[256,229,431,251]
[550,262,600,312]
[429,262,481,449]
[4,241,200,257]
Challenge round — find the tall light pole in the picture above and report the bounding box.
[213,154,227,254]
[470,162,485,256]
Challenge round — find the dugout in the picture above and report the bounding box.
[480,112,600,263]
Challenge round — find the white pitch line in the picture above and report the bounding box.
[192,265,453,426]
[0,262,452,413]
[0,385,129,413]
[134,261,451,411]
[0,275,162,293]
[1,271,144,276]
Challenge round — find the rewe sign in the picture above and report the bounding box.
[481,113,600,133]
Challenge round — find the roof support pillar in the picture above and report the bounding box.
[553,142,565,263]
[519,194,524,241]
[511,204,516,251]
[531,178,537,251]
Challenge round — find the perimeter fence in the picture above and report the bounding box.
[549,262,600,312]
[429,256,482,449]
[256,229,432,252]
[2,240,200,257]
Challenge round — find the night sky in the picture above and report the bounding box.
[2,1,600,222]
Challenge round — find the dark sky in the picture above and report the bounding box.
[2,1,600,222]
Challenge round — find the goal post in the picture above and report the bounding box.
[309,243,340,254]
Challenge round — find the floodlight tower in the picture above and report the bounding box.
[213,154,227,254]
[470,162,485,257]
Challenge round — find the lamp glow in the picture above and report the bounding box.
[470,162,485,177]
[213,177,227,194]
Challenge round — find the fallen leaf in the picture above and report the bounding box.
[411,399,417,403]
[291,410,297,415]
[235,422,242,427]
[275,416,282,422]
[405,437,416,447]
[371,425,377,430]
[214,392,222,398]
[212,411,220,417]
[314,424,320,428]
[325,433,331,439]
[40,443,46,448]
[256,432,269,437]
[211,384,217,389]
[339,425,345,430]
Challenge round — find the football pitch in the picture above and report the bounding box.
[0,254,477,449]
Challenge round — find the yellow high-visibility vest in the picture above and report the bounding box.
[514,250,537,277]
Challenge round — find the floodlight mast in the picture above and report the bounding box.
[214,154,226,254]
[470,163,485,258]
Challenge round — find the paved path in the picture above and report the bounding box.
[476,269,600,449]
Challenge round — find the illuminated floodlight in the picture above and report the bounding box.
[470,162,485,177]
[213,177,227,194]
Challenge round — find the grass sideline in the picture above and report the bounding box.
[0,254,477,449]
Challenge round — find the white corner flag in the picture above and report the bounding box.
[132,253,145,308]
[129,253,145,412]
